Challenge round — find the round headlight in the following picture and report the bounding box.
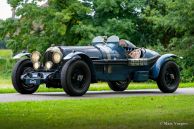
[45,61,53,70]
[52,52,62,64]
[33,62,40,70]
[31,51,41,63]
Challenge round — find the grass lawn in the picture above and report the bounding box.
[0,49,12,58]
[0,95,194,129]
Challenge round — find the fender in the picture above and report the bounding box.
[152,54,177,79]
[13,52,31,59]
[63,52,97,83]
[63,52,83,60]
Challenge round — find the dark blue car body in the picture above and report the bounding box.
[12,36,180,96]
[59,36,175,82]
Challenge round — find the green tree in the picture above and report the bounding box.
[1,0,148,53]
[143,0,194,81]
[165,0,194,82]
[92,0,146,44]
[2,0,93,53]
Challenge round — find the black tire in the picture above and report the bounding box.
[157,61,180,93]
[108,81,129,91]
[12,59,39,94]
[61,60,91,96]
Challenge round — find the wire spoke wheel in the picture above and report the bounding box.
[165,67,177,88]
[12,59,39,94]
[157,61,180,93]
[70,67,86,90]
[22,67,36,89]
[108,80,130,91]
[61,60,91,96]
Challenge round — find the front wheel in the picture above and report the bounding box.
[108,81,129,91]
[157,61,180,93]
[61,60,91,96]
[12,59,39,94]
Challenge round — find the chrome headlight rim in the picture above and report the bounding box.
[52,52,62,64]
[31,51,41,63]
[33,62,41,70]
[45,61,53,70]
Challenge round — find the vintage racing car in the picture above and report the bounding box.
[12,36,180,96]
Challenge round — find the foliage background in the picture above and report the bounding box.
[0,0,193,82]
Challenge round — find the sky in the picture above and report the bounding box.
[0,0,47,20]
[0,0,12,20]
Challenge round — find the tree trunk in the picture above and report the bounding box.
[11,7,16,19]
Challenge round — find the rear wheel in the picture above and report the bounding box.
[61,60,91,96]
[108,81,129,91]
[157,61,180,93]
[12,59,39,94]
